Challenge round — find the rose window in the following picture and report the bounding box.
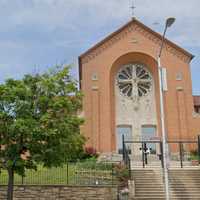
[117,63,152,99]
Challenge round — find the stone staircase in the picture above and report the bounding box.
[132,168,200,200]
[169,169,200,199]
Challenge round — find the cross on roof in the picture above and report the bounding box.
[130,0,136,18]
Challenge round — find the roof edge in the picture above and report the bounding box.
[79,18,194,61]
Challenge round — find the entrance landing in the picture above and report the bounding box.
[131,160,200,169]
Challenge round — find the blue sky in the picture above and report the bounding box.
[0,0,199,94]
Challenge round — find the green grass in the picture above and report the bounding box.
[0,161,116,185]
[0,164,75,185]
[188,154,199,161]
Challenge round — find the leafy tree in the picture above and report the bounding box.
[0,65,85,200]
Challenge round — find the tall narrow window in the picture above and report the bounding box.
[142,125,157,153]
[117,125,132,154]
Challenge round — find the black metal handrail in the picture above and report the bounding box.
[124,140,162,143]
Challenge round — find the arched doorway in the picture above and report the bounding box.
[109,52,161,154]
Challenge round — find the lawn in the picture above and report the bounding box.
[0,164,74,185]
[0,161,117,185]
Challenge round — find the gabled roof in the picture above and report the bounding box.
[79,18,194,61]
[78,18,194,88]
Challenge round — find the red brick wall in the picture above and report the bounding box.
[80,21,200,152]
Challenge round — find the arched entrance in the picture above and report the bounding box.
[109,52,161,154]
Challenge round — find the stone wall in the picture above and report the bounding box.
[0,185,117,200]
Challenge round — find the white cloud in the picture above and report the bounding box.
[0,0,199,88]
[0,0,199,47]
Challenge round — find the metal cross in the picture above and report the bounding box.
[130,0,136,18]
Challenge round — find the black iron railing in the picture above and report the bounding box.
[167,139,200,168]
[124,140,163,168]
[0,161,118,186]
[122,135,200,168]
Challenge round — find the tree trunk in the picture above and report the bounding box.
[7,168,14,200]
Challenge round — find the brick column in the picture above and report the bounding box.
[176,88,189,139]
[92,86,100,151]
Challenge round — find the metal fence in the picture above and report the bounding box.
[122,135,200,168]
[168,139,199,168]
[0,161,118,186]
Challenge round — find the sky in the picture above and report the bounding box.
[0,0,199,94]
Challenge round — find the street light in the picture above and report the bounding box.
[158,17,176,200]
[159,17,176,57]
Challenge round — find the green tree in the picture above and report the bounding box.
[0,65,85,200]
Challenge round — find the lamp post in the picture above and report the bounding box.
[158,17,175,200]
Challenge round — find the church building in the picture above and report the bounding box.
[78,18,200,153]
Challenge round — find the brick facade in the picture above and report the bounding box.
[79,18,200,152]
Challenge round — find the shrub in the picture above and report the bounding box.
[114,163,130,187]
[85,147,98,157]
[190,149,198,156]
[189,149,199,161]
[81,147,99,159]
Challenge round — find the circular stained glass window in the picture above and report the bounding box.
[117,63,152,99]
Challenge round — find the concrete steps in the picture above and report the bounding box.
[132,168,200,200]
